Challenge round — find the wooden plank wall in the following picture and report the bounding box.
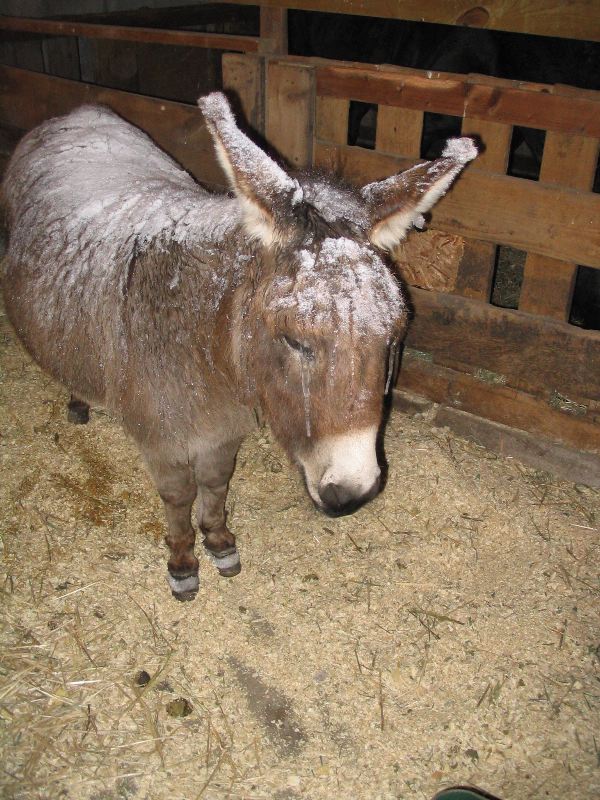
[0,14,260,53]
[1,5,600,468]
[291,58,600,455]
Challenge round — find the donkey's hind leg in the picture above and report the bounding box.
[193,439,242,578]
[143,452,199,601]
[67,395,90,424]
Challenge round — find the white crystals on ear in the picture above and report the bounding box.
[361,136,478,252]
[198,92,303,247]
[441,136,479,162]
[412,213,427,230]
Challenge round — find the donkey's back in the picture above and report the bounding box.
[2,105,224,406]
[3,104,204,260]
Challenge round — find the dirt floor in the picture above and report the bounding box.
[1,298,599,800]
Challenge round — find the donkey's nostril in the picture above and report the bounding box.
[320,481,353,511]
[319,478,380,517]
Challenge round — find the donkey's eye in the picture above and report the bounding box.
[282,334,314,360]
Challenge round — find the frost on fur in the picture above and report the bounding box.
[361,136,478,252]
[442,136,479,163]
[198,92,303,246]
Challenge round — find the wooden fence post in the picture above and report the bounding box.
[259,6,288,55]
[265,60,314,169]
[455,118,512,300]
[222,53,265,134]
[519,130,599,320]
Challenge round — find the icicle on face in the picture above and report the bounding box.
[300,357,312,438]
[328,338,338,389]
[349,302,356,393]
[385,340,398,395]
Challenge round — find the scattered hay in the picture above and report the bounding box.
[1,299,599,800]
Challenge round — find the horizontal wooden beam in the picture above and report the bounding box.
[0,15,259,53]
[52,3,258,29]
[315,63,600,138]
[398,355,600,454]
[233,0,600,42]
[405,288,600,403]
[314,141,600,269]
[393,387,600,485]
[0,65,227,188]
[433,406,600,487]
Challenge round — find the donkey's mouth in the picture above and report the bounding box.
[301,467,380,517]
[318,476,380,517]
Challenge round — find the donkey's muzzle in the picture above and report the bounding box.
[319,477,380,517]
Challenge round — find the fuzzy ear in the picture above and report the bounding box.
[198,92,303,247]
[361,138,478,252]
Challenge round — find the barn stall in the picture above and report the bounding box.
[0,2,599,799]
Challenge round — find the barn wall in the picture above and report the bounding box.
[1,2,600,481]
[228,54,600,467]
[1,1,206,17]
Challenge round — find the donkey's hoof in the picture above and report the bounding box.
[218,561,241,578]
[205,548,241,578]
[167,572,199,600]
[67,399,90,425]
[172,588,198,602]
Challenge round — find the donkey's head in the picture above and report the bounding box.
[199,93,476,516]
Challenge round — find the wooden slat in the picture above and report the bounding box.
[50,4,259,30]
[405,287,600,403]
[519,132,600,320]
[315,96,348,144]
[78,38,139,92]
[433,407,600,485]
[3,32,44,72]
[259,6,288,54]
[453,240,496,301]
[0,15,259,52]
[134,42,223,104]
[41,36,80,80]
[463,118,512,174]
[398,354,600,454]
[266,60,313,169]
[316,64,600,138]
[232,0,600,42]
[455,118,511,300]
[519,255,578,321]
[537,131,600,190]
[375,105,422,158]
[0,65,226,188]
[222,53,264,133]
[313,141,600,269]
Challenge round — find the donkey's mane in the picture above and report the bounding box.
[293,171,370,246]
[297,200,367,243]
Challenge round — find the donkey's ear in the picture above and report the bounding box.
[361,138,478,252]
[198,92,303,247]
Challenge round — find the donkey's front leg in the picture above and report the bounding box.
[193,439,242,578]
[144,454,199,600]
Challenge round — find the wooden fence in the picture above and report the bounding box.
[1,2,599,479]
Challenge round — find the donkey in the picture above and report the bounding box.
[1,93,476,600]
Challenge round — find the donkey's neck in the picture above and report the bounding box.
[153,197,267,410]
[164,192,241,250]
[202,227,270,407]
